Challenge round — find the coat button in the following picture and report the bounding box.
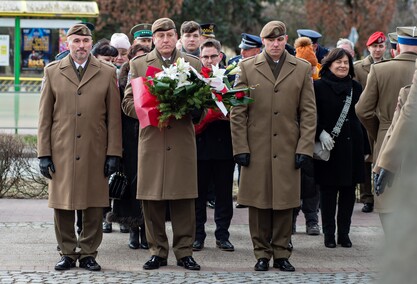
[273,133,277,136]
[273,155,277,158]
[167,146,171,151]
[77,134,81,138]
[274,111,278,115]
[76,156,80,160]
[77,91,81,96]
[167,125,172,129]
[77,112,81,116]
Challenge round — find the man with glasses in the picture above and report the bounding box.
[192,39,235,252]
[231,21,316,272]
[122,17,202,271]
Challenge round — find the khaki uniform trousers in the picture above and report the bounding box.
[142,199,195,260]
[249,207,292,260]
[54,207,103,261]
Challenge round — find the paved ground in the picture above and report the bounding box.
[0,199,383,283]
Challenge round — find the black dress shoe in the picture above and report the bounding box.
[216,240,234,251]
[177,256,201,270]
[324,234,336,248]
[143,255,167,270]
[54,256,76,271]
[102,221,112,233]
[254,258,269,271]
[337,234,352,248]
[361,203,374,213]
[273,258,295,272]
[129,227,140,249]
[192,240,204,251]
[235,203,247,208]
[79,256,101,271]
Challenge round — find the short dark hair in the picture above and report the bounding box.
[91,39,119,57]
[320,48,355,78]
[180,21,202,36]
[200,38,222,53]
[128,44,151,60]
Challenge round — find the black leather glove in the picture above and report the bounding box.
[295,154,312,170]
[234,153,250,167]
[104,156,120,177]
[39,156,55,179]
[375,168,394,196]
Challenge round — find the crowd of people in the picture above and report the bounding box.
[37,17,417,273]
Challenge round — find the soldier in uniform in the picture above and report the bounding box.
[228,33,263,65]
[130,23,153,50]
[122,17,202,271]
[231,21,316,272]
[179,21,202,56]
[355,26,417,229]
[38,24,122,271]
[297,29,329,63]
[388,32,399,58]
[200,23,227,67]
[353,31,387,214]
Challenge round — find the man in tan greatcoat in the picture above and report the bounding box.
[353,31,387,213]
[122,18,202,271]
[230,21,316,272]
[355,26,417,227]
[37,24,122,271]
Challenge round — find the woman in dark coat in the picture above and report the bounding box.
[107,44,150,249]
[314,48,365,248]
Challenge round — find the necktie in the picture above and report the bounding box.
[77,66,84,79]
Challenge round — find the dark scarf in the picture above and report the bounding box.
[320,69,352,96]
[156,48,178,67]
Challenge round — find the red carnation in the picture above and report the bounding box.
[235,91,245,99]
[215,93,223,102]
[201,66,211,78]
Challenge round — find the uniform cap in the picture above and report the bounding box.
[110,33,131,50]
[294,37,318,67]
[388,32,398,48]
[239,33,262,50]
[67,24,92,37]
[130,23,153,39]
[260,21,286,38]
[366,31,386,46]
[397,26,417,46]
[200,23,216,38]
[152,18,176,33]
[297,29,322,43]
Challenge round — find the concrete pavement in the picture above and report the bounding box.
[0,199,383,283]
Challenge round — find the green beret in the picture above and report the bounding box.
[152,18,176,33]
[130,23,153,39]
[67,24,92,37]
[260,21,286,39]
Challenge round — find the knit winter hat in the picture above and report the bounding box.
[294,37,318,67]
[110,33,131,50]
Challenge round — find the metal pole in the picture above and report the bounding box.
[14,17,21,134]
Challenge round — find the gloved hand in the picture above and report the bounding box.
[295,154,312,170]
[39,156,55,179]
[375,168,394,196]
[234,153,250,167]
[104,156,120,177]
[319,130,335,151]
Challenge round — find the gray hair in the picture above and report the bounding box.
[336,38,354,50]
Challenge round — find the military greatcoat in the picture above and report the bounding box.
[230,50,317,210]
[37,55,122,210]
[122,49,202,200]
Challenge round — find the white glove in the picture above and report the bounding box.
[319,130,335,151]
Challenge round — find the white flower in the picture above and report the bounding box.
[228,65,241,75]
[176,72,192,88]
[158,65,178,80]
[208,77,226,92]
[176,57,191,77]
[211,64,226,80]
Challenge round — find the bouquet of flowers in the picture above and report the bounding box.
[131,57,254,128]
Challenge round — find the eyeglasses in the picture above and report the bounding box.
[201,54,219,60]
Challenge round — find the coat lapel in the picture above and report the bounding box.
[79,55,100,89]
[275,52,296,87]
[254,52,275,85]
[146,50,163,69]
[59,56,79,87]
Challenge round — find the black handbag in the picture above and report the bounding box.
[108,172,128,200]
